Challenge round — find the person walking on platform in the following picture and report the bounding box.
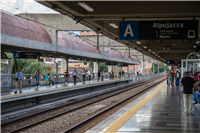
[45,73,54,86]
[88,69,91,81]
[167,71,172,86]
[15,68,23,94]
[101,70,104,81]
[171,70,175,86]
[72,69,78,85]
[175,70,180,86]
[82,68,86,84]
[34,69,41,87]
[180,71,195,115]
[64,69,69,84]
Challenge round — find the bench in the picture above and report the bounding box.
[39,80,49,86]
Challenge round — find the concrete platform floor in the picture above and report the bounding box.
[87,82,200,133]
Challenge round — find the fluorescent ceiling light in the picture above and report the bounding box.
[148,49,151,51]
[136,41,141,44]
[152,52,155,54]
[196,41,200,44]
[109,23,118,28]
[143,46,147,49]
[78,2,94,12]
[193,45,197,48]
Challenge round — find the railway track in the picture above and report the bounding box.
[1,76,166,133]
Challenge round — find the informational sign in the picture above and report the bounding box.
[105,62,118,66]
[166,60,171,65]
[14,52,40,59]
[119,20,198,40]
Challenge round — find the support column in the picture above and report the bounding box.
[93,62,99,73]
[143,54,145,75]
[97,32,99,50]
[56,62,58,75]
[113,66,120,78]
[158,63,159,73]
[181,60,183,78]
[8,59,11,75]
[153,63,154,74]
[61,58,68,73]
[186,60,188,72]
[108,65,112,73]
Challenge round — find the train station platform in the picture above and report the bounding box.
[1,78,132,124]
[88,81,200,133]
[1,78,114,96]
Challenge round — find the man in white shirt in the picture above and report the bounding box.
[15,68,23,94]
[88,70,91,81]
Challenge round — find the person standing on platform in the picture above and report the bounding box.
[72,69,78,85]
[122,70,125,78]
[180,71,195,115]
[101,70,104,81]
[34,69,41,87]
[194,72,200,82]
[82,68,86,84]
[98,70,101,82]
[175,70,180,86]
[15,68,23,94]
[45,73,54,86]
[88,69,91,81]
[64,69,69,84]
[119,71,121,79]
[167,71,172,86]
[110,70,113,79]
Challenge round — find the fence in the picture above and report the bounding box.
[130,71,166,82]
[1,72,165,89]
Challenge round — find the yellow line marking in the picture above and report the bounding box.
[100,82,166,133]
[1,78,124,98]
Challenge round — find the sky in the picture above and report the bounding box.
[0,0,59,14]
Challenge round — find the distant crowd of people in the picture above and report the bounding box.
[166,69,200,115]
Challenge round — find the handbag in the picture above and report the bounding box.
[15,72,20,81]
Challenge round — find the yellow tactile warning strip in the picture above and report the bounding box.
[1,78,125,98]
[100,82,166,133]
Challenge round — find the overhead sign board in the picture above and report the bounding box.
[119,20,198,40]
[166,60,171,65]
[105,62,118,66]
[14,52,40,59]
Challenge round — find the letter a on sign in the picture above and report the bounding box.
[124,24,134,37]
[119,21,139,40]
[14,52,20,59]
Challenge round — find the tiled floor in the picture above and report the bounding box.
[117,84,200,133]
[1,78,117,96]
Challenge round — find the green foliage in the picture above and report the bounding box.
[151,62,166,73]
[5,53,54,74]
[99,63,108,72]
[89,62,94,73]
[88,62,108,73]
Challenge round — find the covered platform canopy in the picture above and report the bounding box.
[37,1,200,63]
[1,11,140,65]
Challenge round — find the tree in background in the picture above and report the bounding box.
[151,62,166,74]
[5,53,54,74]
[89,62,108,73]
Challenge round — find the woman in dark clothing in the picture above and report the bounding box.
[98,70,101,82]
[64,69,69,84]
[34,69,41,87]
